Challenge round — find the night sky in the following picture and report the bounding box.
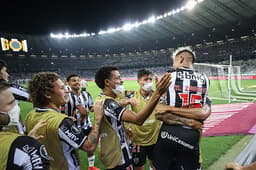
[1,0,186,35]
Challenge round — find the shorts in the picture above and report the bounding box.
[153,124,200,170]
[131,144,155,167]
[7,136,50,170]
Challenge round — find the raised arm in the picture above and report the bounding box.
[121,73,171,125]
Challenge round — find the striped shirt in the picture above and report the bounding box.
[61,91,93,129]
[10,84,29,101]
[167,67,210,108]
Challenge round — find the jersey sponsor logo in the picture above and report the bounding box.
[23,145,44,169]
[160,131,194,150]
[184,86,207,93]
[177,71,205,84]
[64,129,80,141]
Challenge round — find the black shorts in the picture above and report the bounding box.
[131,144,155,167]
[153,124,200,170]
[6,136,50,170]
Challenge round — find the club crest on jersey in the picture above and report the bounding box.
[177,71,205,84]
[133,157,139,164]
[104,99,120,116]
[71,124,81,134]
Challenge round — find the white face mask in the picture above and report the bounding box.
[142,82,152,92]
[112,84,124,95]
[2,103,20,126]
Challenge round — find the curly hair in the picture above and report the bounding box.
[28,72,60,107]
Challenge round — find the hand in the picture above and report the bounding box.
[126,127,135,141]
[155,73,171,96]
[225,162,242,170]
[93,100,104,121]
[187,119,203,131]
[68,116,76,121]
[128,97,139,106]
[28,120,47,140]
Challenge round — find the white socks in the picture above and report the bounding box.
[88,155,95,167]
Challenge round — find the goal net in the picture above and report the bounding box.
[194,63,256,103]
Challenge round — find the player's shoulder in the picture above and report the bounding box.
[104,98,120,107]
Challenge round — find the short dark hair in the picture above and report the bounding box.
[66,74,79,82]
[137,69,153,79]
[29,72,60,107]
[95,66,118,89]
[0,79,10,93]
[172,46,196,63]
[0,59,7,70]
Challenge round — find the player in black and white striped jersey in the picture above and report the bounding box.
[61,74,99,170]
[0,59,30,134]
[0,59,30,102]
[153,47,211,170]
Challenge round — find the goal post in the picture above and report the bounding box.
[193,62,256,103]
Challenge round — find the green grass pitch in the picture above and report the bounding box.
[19,79,256,169]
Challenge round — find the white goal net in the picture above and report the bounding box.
[194,63,256,103]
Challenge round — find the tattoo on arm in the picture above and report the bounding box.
[87,119,101,144]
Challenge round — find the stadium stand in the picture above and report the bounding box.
[1,33,256,82]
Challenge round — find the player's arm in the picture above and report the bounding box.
[75,95,88,121]
[121,73,171,125]
[10,84,30,102]
[225,162,256,170]
[58,100,103,153]
[87,92,94,112]
[155,112,203,130]
[243,162,256,170]
[155,97,212,121]
[155,104,211,121]
[118,97,139,107]
[81,100,103,152]
[76,104,88,121]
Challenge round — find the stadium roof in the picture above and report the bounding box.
[0,0,184,35]
[1,0,256,54]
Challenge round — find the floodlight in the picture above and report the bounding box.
[147,16,156,23]
[122,23,133,31]
[185,0,197,10]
